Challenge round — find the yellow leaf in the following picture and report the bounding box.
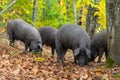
[13,67,20,76]
[26,10,30,14]
[34,57,45,62]
[32,67,39,75]
[0,27,5,33]
[94,12,99,17]
[96,72,102,77]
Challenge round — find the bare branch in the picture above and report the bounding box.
[0,0,17,14]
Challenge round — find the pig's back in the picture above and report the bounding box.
[38,26,57,46]
[7,19,41,41]
[57,24,90,49]
[39,26,57,41]
[91,30,107,49]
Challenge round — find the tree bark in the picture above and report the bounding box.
[106,0,120,64]
[66,0,70,22]
[32,0,37,22]
[41,0,47,21]
[73,0,77,23]
[86,5,99,39]
[58,0,62,27]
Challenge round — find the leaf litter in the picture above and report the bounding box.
[0,40,120,80]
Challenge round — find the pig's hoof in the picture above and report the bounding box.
[57,60,60,63]
[62,64,66,67]
[98,60,101,63]
[10,44,14,47]
[72,61,77,64]
[23,51,28,54]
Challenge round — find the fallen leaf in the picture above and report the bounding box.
[102,74,108,80]
[34,57,45,62]
[13,67,20,76]
[41,70,50,76]
[22,61,29,69]
[2,54,10,59]
[96,72,102,77]
[32,66,39,75]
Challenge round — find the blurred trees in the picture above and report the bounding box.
[0,0,106,30]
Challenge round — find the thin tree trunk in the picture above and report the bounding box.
[32,0,37,22]
[66,0,70,22]
[48,0,51,18]
[73,0,77,23]
[58,0,62,27]
[42,0,47,21]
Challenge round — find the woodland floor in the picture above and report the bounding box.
[0,37,120,80]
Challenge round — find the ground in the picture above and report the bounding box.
[0,37,120,80]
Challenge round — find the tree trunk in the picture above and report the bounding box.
[73,0,77,23]
[41,0,47,21]
[106,0,120,64]
[86,5,99,39]
[32,0,37,22]
[58,0,62,27]
[48,0,51,18]
[66,1,70,22]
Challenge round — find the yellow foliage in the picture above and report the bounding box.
[26,10,30,14]
[60,0,67,15]
[94,12,99,17]
[96,0,106,30]
[1,0,106,31]
[81,5,88,28]
[76,0,106,30]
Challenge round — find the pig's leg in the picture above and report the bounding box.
[8,32,15,47]
[98,48,104,62]
[56,40,66,64]
[61,49,67,64]
[74,56,78,64]
[23,41,30,53]
[56,40,61,63]
[56,48,66,63]
[105,49,108,60]
[51,48,55,58]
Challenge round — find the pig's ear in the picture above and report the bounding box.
[86,48,91,59]
[38,43,43,50]
[74,48,80,56]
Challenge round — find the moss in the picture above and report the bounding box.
[37,51,42,56]
[113,73,120,78]
[105,56,115,68]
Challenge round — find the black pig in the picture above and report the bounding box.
[55,24,91,66]
[38,26,57,57]
[7,19,42,53]
[90,30,108,62]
